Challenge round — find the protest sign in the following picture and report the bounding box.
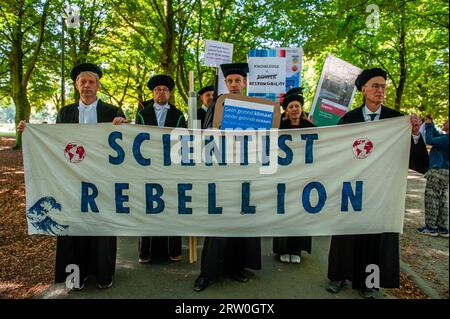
[309,54,361,126]
[248,48,302,102]
[212,94,281,129]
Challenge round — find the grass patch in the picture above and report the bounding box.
[0,131,16,137]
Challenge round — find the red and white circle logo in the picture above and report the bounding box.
[64,143,86,163]
[352,138,374,159]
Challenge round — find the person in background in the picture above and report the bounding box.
[417,117,449,237]
[419,114,432,136]
[279,87,314,129]
[197,85,214,128]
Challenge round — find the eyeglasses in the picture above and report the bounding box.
[366,84,387,90]
[154,88,170,93]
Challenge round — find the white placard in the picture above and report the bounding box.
[248,57,286,94]
[204,40,233,67]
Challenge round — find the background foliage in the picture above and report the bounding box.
[1,0,448,147]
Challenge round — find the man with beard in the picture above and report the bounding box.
[135,74,187,263]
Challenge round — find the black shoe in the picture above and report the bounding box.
[70,277,88,291]
[230,271,249,283]
[359,288,378,299]
[193,276,209,292]
[98,279,113,289]
[326,280,345,293]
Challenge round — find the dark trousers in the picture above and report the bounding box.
[138,236,182,258]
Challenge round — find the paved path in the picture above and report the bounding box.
[38,235,396,299]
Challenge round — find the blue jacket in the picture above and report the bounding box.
[425,123,449,169]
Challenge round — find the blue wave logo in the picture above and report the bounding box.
[27,197,69,235]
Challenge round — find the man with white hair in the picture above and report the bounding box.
[55,62,126,124]
[19,62,127,290]
[326,67,429,299]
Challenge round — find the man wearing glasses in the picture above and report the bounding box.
[135,74,186,128]
[326,67,429,298]
[135,74,187,264]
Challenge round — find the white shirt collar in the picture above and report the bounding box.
[79,98,99,110]
[364,104,381,115]
[154,102,170,110]
[201,105,208,111]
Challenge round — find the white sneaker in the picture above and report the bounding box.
[280,254,290,263]
[290,255,301,264]
[139,257,151,263]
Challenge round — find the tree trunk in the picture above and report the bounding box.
[7,0,49,149]
[9,24,31,149]
[395,7,407,111]
[161,0,176,77]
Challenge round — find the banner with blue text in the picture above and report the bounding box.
[23,116,411,236]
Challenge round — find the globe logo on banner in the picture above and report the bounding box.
[64,143,86,163]
[352,138,374,159]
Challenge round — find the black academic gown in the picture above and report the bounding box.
[197,106,207,129]
[273,118,314,256]
[54,99,124,285]
[202,99,216,129]
[327,105,429,289]
[199,97,261,279]
[135,100,187,259]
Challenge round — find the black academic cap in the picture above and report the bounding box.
[355,68,387,91]
[198,85,214,96]
[147,74,175,91]
[70,63,102,81]
[220,63,249,77]
[281,87,304,109]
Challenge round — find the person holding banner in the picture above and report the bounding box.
[19,62,127,290]
[197,85,214,128]
[326,67,429,299]
[202,62,250,130]
[274,87,314,264]
[193,63,262,292]
[135,74,187,263]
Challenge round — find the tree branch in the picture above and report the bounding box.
[23,0,50,86]
[354,44,398,89]
[116,11,160,52]
[148,0,166,26]
[22,20,40,35]
[0,4,14,42]
[119,61,132,105]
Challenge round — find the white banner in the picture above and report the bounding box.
[23,117,411,237]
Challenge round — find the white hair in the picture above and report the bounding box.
[76,71,100,84]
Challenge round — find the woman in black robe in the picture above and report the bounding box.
[274,88,314,263]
